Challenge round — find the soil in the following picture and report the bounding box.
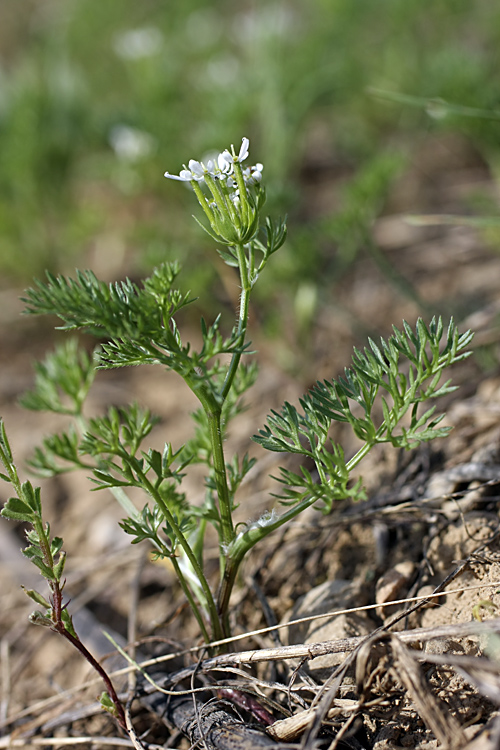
[2,132,500,748]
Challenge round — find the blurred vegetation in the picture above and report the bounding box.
[1,0,500,342]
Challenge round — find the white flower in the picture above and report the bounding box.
[164,158,214,182]
[217,152,233,175]
[164,168,194,182]
[164,138,260,195]
[229,191,240,208]
[243,162,263,185]
[221,136,250,165]
[187,159,206,180]
[238,137,250,162]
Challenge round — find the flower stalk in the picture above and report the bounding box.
[165,139,263,637]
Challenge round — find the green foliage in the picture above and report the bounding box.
[28,427,87,477]
[20,338,95,415]
[99,691,120,719]
[120,491,195,557]
[254,317,473,512]
[22,263,253,399]
[1,135,474,653]
[215,214,287,285]
[81,404,159,461]
[0,419,73,625]
[23,262,191,341]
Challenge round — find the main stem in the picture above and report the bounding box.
[221,244,251,401]
[204,242,251,561]
[206,407,234,550]
[212,243,252,637]
[179,243,252,641]
[182,375,235,557]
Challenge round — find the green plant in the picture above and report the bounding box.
[0,421,127,729]
[0,137,472,730]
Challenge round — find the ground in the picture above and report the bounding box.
[1,131,500,748]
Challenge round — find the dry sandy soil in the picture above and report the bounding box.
[2,133,500,748]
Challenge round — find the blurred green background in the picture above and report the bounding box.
[1,0,500,363]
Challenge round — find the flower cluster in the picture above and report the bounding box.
[164,137,264,246]
[164,137,262,188]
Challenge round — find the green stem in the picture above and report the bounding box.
[210,243,252,635]
[221,243,251,401]
[191,180,217,229]
[174,366,236,639]
[206,408,234,550]
[192,517,207,563]
[345,439,375,473]
[217,493,318,620]
[34,516,54,571]
[345,401,413,472]
[136,469,223,642]
[204,174,238,226]
[0,431,22,497]
[232,162,251,226]
[181,372,235,556]
[170,555,210,644]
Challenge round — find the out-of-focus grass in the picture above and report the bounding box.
[1,0,500,331]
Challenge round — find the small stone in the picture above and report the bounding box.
[285,579,373,679]
[375,562,414,619]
